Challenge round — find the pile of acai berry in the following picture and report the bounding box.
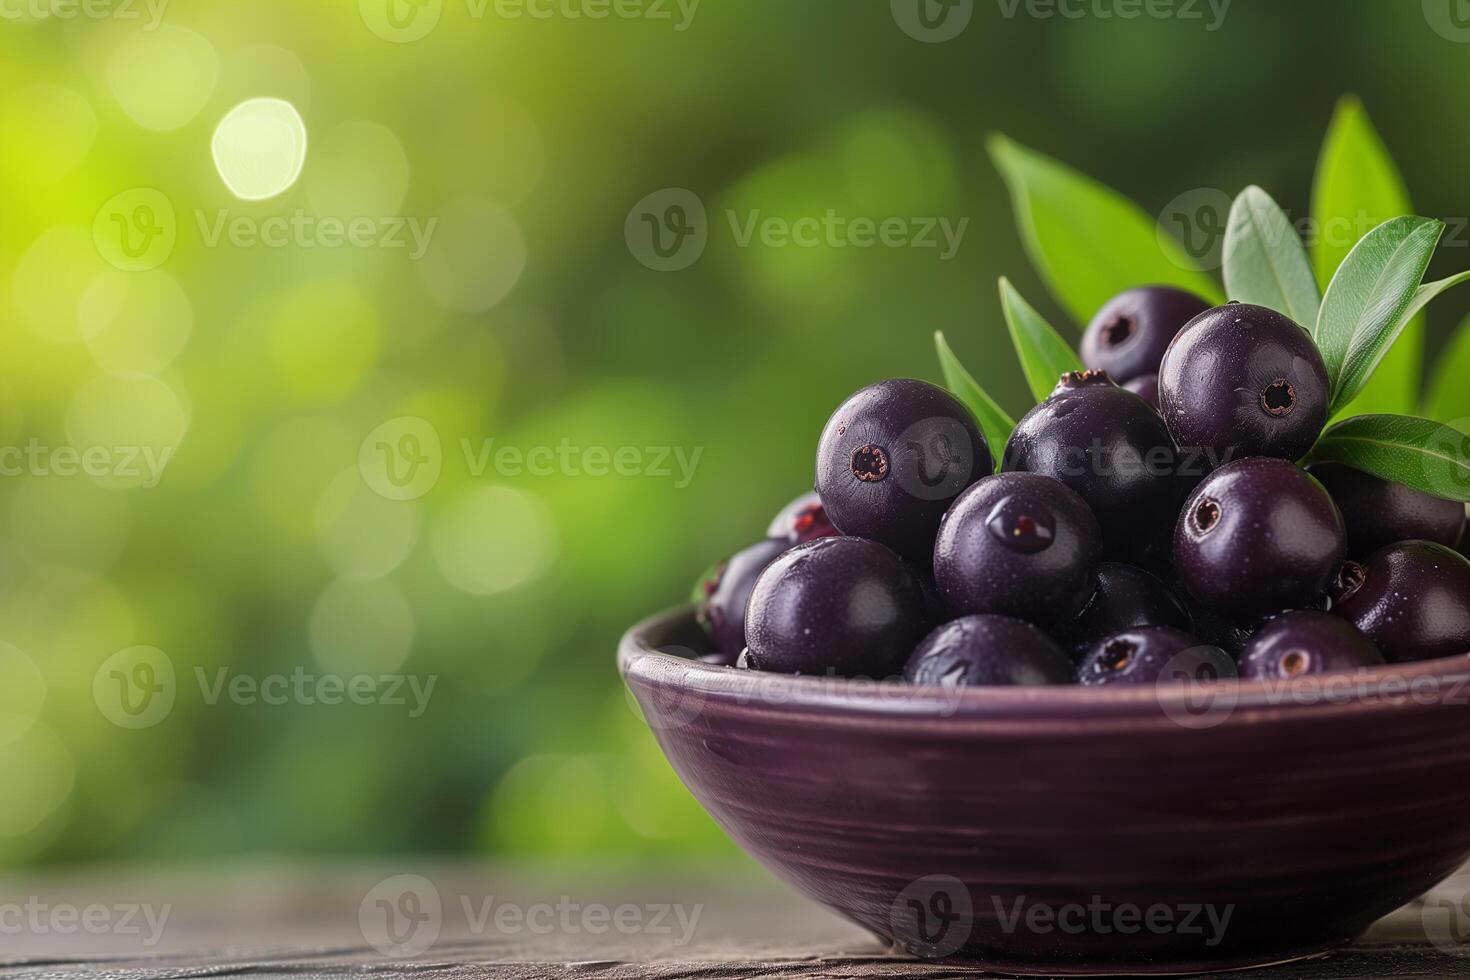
[693,288,1470,687]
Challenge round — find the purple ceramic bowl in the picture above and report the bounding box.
[620,605,1470,975]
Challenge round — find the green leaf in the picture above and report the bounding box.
[1309,415,1470,502]
[1402,269,1470,329]
[988,134,1223,326]
[998,277,1083,402]
[1314,216,1443,415]
[1427,313,1470,426]
[1222,186,1320,325]
[935,330,1014,469]
[1312,96,1422,417]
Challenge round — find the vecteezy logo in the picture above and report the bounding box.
[889,875,973,958]
[93,646,176,729]
[359,874,442,957]
[93,189,177,272]
[894,417,979,502]
[1425,0,1470,42]
[1422,891,1470,957]
[359,417,443,501]
[360,0,442,42]
[625,188,708,272]
[1158,187,1232,272]
[890,0,973,43]
[1155,648,1239,730]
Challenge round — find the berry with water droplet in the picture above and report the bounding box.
[933,472,1103,623]
[1240,610,1384,679]
[1004,370,1184,562]
[1076,626,1234,686]
[1158,303,1329,463]
[1174,458,1346,618]
[816,379,991,562]
[1333,540,1470,663]
[1081,286,1211,384]
[905,615,1073,687]
[745,536,927,676]
[767,491,840,544]
[1307,463,1465,557]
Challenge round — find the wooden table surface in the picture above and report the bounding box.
[0,859,1466,978]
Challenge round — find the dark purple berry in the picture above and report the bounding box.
[767,491,840,545]
[1334,541,1470,663]
[1159,303,1330,463]
[745,536,927,677]
[1174,458,1346,619]
[1185,600,1257,657]
[1122,373,1160,410]
[1004,370,1183,561]
[1061,562,1191,656]
[1077,627,1234,686]
[1081,286,1211,384]
[933,472,1103,623]
[904,615,1073,687]
[1240,611,1383,679]
[816,379,991,562]
[1307,463,1466,557]
[695,538,789,656]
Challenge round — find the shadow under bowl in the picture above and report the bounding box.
[620,605,1470,975]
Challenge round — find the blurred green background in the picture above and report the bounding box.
[1,0,1468,866]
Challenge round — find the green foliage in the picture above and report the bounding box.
[1309,415,1470,501]
[987,134,1223,326]
[1314,216,1443,415]
[1222,186,1320,325]
[1312,97,1422,416]
[935,331,1013,469]
[1427,314,1470,426]
[998,277,1083,402]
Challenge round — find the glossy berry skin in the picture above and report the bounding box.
[1159,303,1330,463]
[933,472,1103,624]
[816,379,991,562]
[1081,286,1212,384]
[1174,458,1346,619]
[1060,562,1191,657]
[1239,611,1384,680]
[695,538,789,656]
[745,536,927,677]
[1185,600,1257,657]
[1307,463,1465,557]
[766,492,840,545]
[1334,541,1470,663]
[904,615,1073,687]
[1122,374,1160,410]
[1077,627,1234,686]
[1004,371,1183,561]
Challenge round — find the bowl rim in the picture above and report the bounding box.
[620,604,1470,725]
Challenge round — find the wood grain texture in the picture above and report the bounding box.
[0,863,1464,978]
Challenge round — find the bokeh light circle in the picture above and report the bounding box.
[430,485,557,595]
[79,268,194,375]
[212,97,309,201]
[105,25,220,131]
[10,478,132,575]
[304,120,411,217]
[415,196,527,313]
[0,643,46,748]
[13,225,105,344]
[64,375,189,490]
[0,725,74,839]
[316,467,420,580]
[310,578,416,675]
[269,282,381,402]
